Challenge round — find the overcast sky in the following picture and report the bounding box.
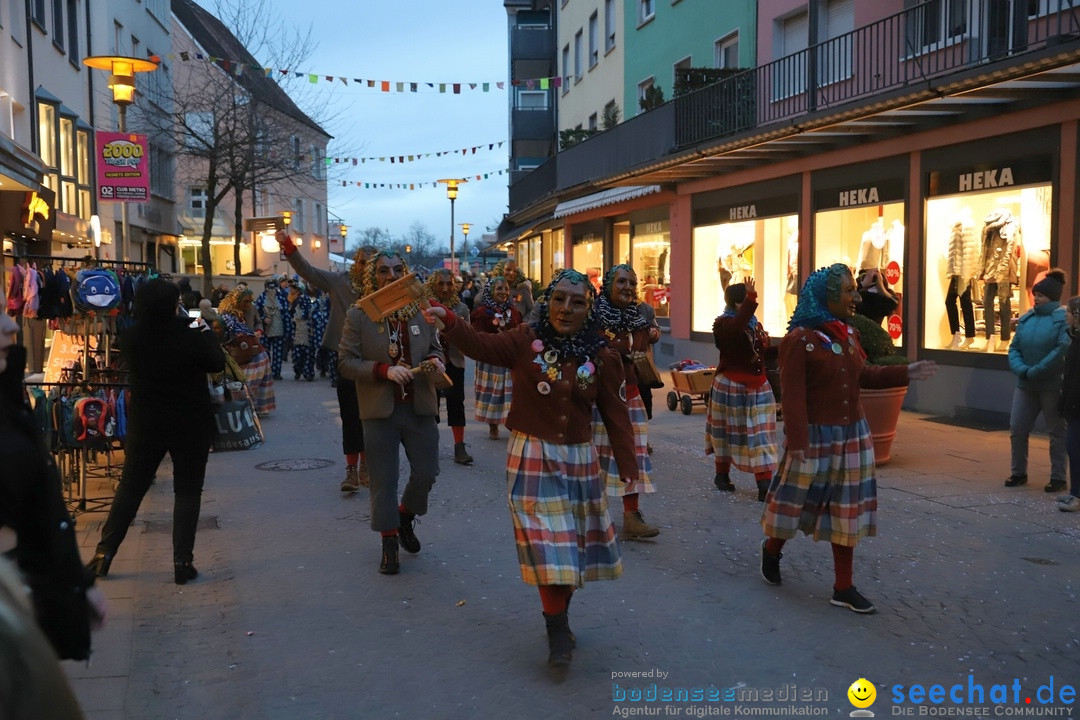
[195,0,511,252]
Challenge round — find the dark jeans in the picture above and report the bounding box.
[945,276,975,337]
[336,377,364,454]
[1068,420,1080,497]
[983,281,1012,340]
[97,425,212,563]
[440,362,467,427]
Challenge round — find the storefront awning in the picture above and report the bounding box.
[553,185,661,219]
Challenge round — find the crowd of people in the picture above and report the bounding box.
[13,244,1080,699]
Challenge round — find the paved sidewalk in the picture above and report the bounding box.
[65,373,1080,719]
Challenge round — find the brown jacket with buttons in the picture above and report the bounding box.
[779,325,908,453]
[444,312,639,481]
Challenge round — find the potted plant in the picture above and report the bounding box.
[850,313,909,465]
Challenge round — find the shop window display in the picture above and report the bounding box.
[923,185,1050,353]
[692,215,796,338]
[572,233,604,293]
[630,220,670,319]
[814,203,906,333]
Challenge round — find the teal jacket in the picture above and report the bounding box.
[1008,301,1070,392]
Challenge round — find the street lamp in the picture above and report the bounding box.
[437,178,467,273]
[83,55,158,263]
[458,222,471,272]
[404,243,412,266]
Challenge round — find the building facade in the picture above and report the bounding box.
[503,0,1080,420]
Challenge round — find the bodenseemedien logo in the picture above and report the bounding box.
[848,678,876,717]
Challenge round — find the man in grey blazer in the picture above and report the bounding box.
[338,252,446,575]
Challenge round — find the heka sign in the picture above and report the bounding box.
[958,167,1014,192]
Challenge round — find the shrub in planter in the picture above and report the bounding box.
[850,313,909,464]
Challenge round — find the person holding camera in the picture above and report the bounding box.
[854,268,899,325]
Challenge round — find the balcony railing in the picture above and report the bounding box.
[677,0,1080,147]
[508,0,1080,218]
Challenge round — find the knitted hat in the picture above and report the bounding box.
[1033,269,1067,302]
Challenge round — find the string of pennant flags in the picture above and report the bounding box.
[339,168,509,191]
[164,50,508,93]
[325,141,505,166]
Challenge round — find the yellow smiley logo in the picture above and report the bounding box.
[847,678,876,709]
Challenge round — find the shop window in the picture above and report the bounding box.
[693,214,797,338]
[572,233,604,293]
[814,203,905,337]
[923,184,1051,353]
[631,220,671,319]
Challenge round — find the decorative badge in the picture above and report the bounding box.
[388,342,400,359]
[537,381,551,395]
[543,349,558,364]
[806,343,814,351]
[618,381,627,402]
[831,343,842,354]
[410,325,420,335]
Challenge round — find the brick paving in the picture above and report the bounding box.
[64,373,1080,719]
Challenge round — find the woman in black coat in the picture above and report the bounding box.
[0,307,106,661]
[87,279,225,584]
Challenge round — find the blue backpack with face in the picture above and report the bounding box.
[72,268,122,317]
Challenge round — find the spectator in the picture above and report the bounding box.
[215,287,276,417]
[1057,294,1080,511]
[87,279,226,585]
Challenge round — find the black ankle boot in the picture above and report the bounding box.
[379,536,400,574]
[174,562,198,585]
[87,551,113,578]
[543,611,573,667]
[757,478,770,503]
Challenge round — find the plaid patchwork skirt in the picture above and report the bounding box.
[760,420,877,547]
[243,351,276,416]
[592,396,654,496]
[474,361,512,424]
[505,431,622,587]
[705,374,778,476]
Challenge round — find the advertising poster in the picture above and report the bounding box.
[96,131,150,202]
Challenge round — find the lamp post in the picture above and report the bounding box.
[83,55,158,263]
[437,178,467,273]
[404,244,412,267]
[458,222,471,273]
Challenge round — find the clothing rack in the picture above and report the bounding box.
[23,377,129,515]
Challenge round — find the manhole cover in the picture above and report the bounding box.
[256,458,335,472]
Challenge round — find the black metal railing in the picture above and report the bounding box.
[676,0,1080,147]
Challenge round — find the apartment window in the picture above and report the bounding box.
[37,102,56,167]
[637,77,656,115]
[562,44,571,92]
[588,12,599,68]
[314,202,324,236]
[574,30,583,81]
[52,0,63,49]
[290,135,301,170]
[518,90,548,109]
[66,0,78,61]
[292,198,305,233]
[77,129,90,218]
[130,35,139,64]
[588,113,598,131]
[0,91,13,139]
[903,0,967,54]
[605,0,616,52]
[149,143,173,199]
[638,0,655,24]
[189,187,207,213]
[715,31,739,68]
[817,0,854,84]
[31,0,45,28]
[113,20,122,53]
[773,10,808,99]
[184,111,213,149]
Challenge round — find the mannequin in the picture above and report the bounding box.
[785,229,799,318]
[857,219,888,271]
[980,208,1021,353]
[21,261,46,374]
[945,208,981,349]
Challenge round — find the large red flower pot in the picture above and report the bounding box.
[860,386,908,466]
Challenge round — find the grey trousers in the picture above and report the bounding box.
[1010,386,1066,482]
[363,403,440,532]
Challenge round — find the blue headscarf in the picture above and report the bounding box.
[786,263,851,332]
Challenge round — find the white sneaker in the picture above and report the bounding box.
[1059,495,1079,512]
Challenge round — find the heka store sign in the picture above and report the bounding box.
[96,132,150,203]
